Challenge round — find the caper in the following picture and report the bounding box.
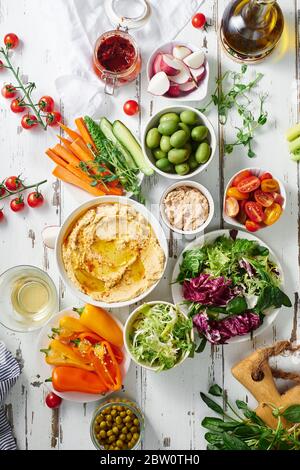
[111,409,117,417]
[122,426,128,434]
[131,426,138,433]
[120,411,126,418]
[107,430,113,437]
[112,426,119,435]
[94,425,100,432]
[133,432,140,441]
[106,414,112,421]
[116,439,123,448]
[115,416,122,425]
[119,433,126,441]
[133,418,139,426]
[124,415,132,423]
[127,432,132,441]
[99,421,107,430]
[99,430,106,439]
[108,435,116,443]
[126,409,133,416]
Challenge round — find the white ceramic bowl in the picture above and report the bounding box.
[124,301,194,371]
[55,196,168,309]
[223,168,286,230]
[171,229,285,344]
[159,180,214,236]
[36,308,131,403]
[142,106,216,180]
[147,41,209,102]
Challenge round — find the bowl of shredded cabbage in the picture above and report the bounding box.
[124,301,194,372]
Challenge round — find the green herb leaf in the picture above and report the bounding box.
[282,405,300,423]
[226,296,248,315]
[209,384,223,397]
[222,432,250,450]
[200,392,224,416]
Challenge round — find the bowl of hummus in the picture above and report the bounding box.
[56,197,168,308]
[160,181,214,236]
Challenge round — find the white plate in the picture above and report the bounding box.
[171,229,285,344]
[36,308,131,403]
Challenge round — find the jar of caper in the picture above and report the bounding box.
[90,397,144,450]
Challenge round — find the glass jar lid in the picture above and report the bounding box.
[104,0,151,30]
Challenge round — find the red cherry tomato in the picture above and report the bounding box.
[0,60,4,70]
[46,111,62,126]
[1,84,17,98]
[4,33,19,49]
[27,191,44,207]
[45,392,62,409]
[21,114,38,129]
[225,196,239,217]
[232,170,252,187]
[0,209,4,221]
[254,189,274,208]
[259,172,273,181]
[123,100,139,116]
[0,185,6,196]
[192,13,206,29]
[10,195,25,212]
[245,219,260,232]
[272,192,284,206]
[5,176,22,191]
[10,98,26,113]
[260,178,280,193]
[236,200,247,225]
[237,176,260,193]
[244,201,265,223]
[38,96,55,112]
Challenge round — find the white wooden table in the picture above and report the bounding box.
[0,0,299,450]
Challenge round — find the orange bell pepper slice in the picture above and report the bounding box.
[51,366,108,394]
[90,341,122,391]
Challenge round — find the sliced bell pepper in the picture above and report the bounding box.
[72,332,124,365]
[74,304,123,348]
[41,339,93,371]
[90,341,122,391]
[51,366,108,394]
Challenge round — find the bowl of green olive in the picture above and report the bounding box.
[90,397,144,451]
[142,106,216,179]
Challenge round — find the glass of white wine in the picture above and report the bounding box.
[0,265,58,332]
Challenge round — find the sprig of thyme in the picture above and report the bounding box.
[199,65,268,158]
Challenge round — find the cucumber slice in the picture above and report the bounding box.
[100,117,136,170]
[286,122,300,142]
[112,120,154,176]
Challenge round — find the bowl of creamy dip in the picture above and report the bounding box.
[160,181,214,237]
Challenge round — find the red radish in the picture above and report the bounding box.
[183,50,205,69]
[179,80,197,93]
[160,54,181,76]
[190,65,206,83]
[166,83,181,97]
[148,72,170,96]
[168,62,190,85]
[153,53,163,74]
[172,45,192,60]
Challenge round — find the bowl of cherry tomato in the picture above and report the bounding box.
[223,168,286,232]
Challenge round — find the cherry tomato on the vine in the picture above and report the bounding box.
[5,176,22,191]
[232,170,252,187]
[38,96,55,112]
[0,60,4,70]
[27,191,44,208]
[237,176,260,193]
[244,201,265,224]
[1,84,17,98]
[46,111,61,126]
[45,392,62,409]
[10,195,25,212]
[254,189,274,208]
[225,196,239,217]
[0,209,4,221]
[191,13,206,29]
[123,100,139,116]
[10,98,26,113]
[0,185,6,196]
[4,33,19,49]
[21,114,38,129]
[245,220,260,232]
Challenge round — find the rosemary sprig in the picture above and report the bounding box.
[199,65,268,158]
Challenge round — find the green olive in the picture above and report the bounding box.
[168,148,189,164]
[108,435,116,443]
[131,426,138,433]
[191,125,208,142]
[133,418,139,426]
[160,135,172,153]
[112,426,119,435]
[127,432,132,441]
[159,112,180,124]
[175,162,190,175]
[115,416,122,425]
[156,158,173,172]
[120,411,126,418]
[153,148,167,160]
[133,432,140,441]
[111,409,117,417]
[184,142,192,158]
[99,421,107,430]
[170,130,188,149]
[106,414,112,421]
[195,142,211,164]
[188,154,199,171]
[158,120,179,136]
[121,426,128,434]
[178,122,191,138]
[124,415,132,424]
[117,406,123,412]
[146,128,161,149]
[94,424,100,432]
[107,429,113,437]
[116,439,123,448]
[108,444,114,450]
[180,110,198,125]
[119,433,126,441]
[99,430,107,439]
[104,444,109,450]
[128,441,134,449]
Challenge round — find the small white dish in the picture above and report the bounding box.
[123,301,194,371]
[171,229,285,344]
[36,308,131,403]
[159,180,214,237]
[142,105,216,180]
[147,41,209,102]
[223,167,286,230]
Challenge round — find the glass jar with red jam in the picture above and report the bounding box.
[93,28,141,94]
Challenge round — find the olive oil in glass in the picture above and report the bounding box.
[220,0,284,63]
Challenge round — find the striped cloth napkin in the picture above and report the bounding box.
[0,342,20,450]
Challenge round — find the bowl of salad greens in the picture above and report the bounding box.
[124,301,194,371]
[172,229,291,348]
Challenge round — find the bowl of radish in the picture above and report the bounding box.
[146,41,209,101]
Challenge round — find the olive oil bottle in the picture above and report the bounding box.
[220,0,284,63]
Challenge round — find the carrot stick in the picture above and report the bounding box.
[105,186,124,196]
[75,117,96,151]
[46,150,93,184]
[53,166,105,197]
[70,140,93,165]
[57,135,76,152]
[58,122,82,141]
[52,144,81,167]
[46,149,68,167]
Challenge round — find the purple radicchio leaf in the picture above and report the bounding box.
[229,229,238,240]
[183,274,241,306]
[193,311,261,345]
[239,258,256,277]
